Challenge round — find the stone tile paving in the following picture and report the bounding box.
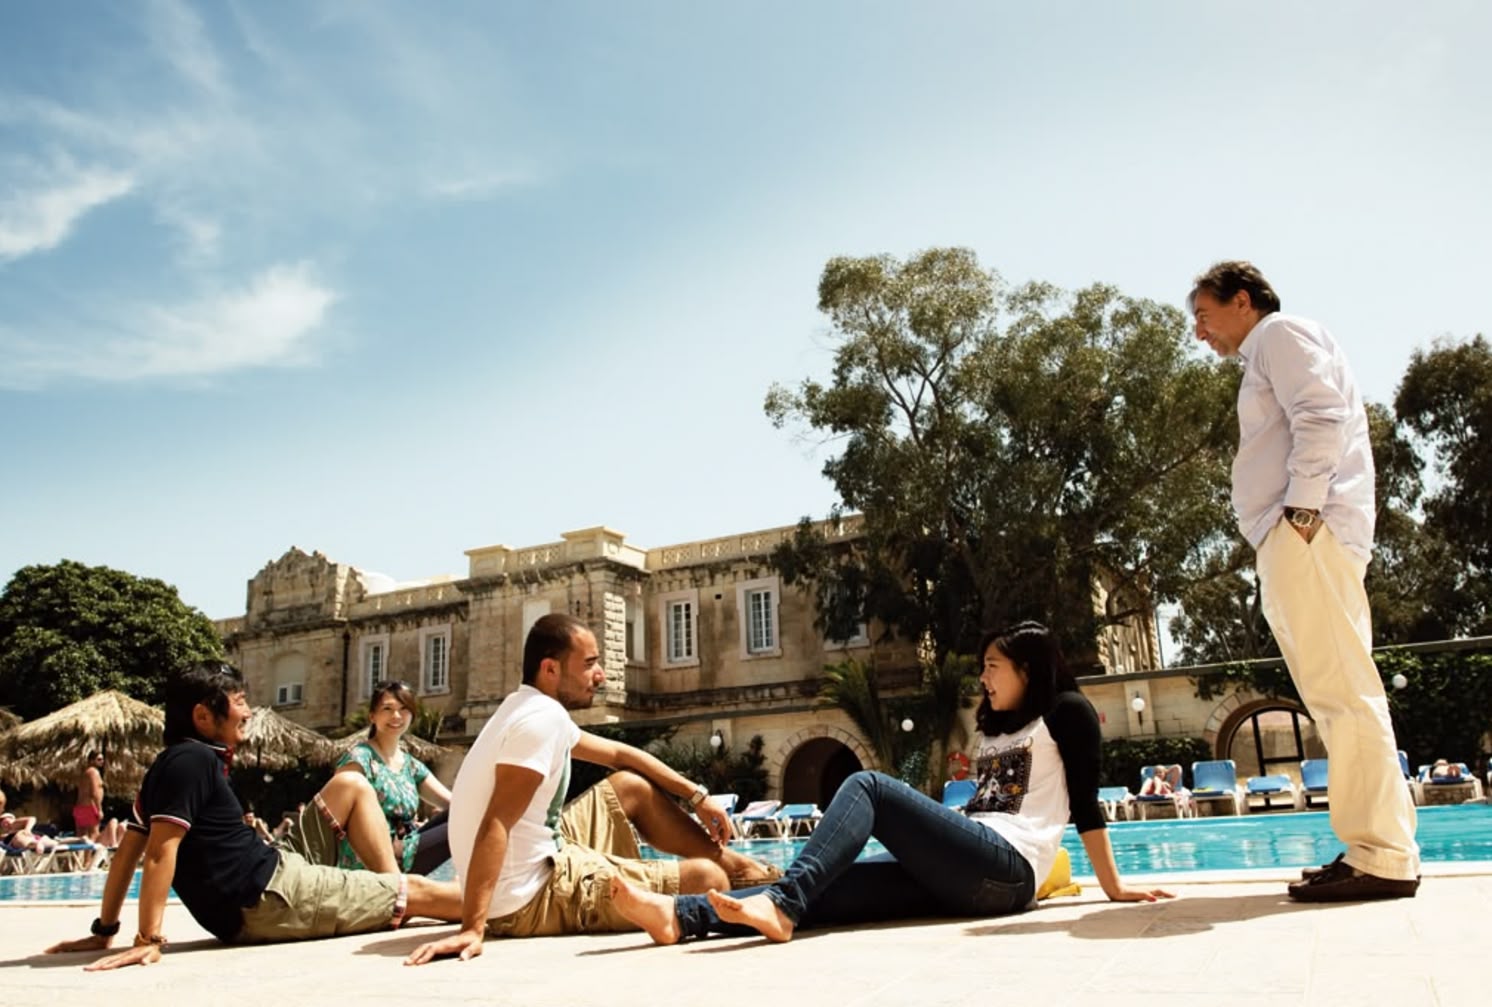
[2,871,1487,1007]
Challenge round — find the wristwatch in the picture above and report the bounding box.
[686,783,709,808]
[1284,507,1320,530]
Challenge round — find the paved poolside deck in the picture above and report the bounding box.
[3,864,1488,1006]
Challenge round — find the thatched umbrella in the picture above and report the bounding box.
[241,706,338,772]
[0,690,163,792]
[0,707,21,732]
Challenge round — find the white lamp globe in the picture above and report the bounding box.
[1130,696,1146,713]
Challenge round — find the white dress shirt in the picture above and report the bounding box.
[1233,312,1376,562]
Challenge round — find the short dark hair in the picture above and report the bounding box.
[163,660,245,745]
[974,621,1081,736]
[522,613,588,685]
[1189,260,1281,315]
[366,680,419,739]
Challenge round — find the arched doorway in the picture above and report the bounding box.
[781,737,863,807]
[1220,703,1327,782]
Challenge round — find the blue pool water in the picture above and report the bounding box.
[4,805,1488,902]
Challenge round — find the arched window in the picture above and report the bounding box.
[1223,705,1327,782]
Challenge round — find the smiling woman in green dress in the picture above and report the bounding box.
[331,681,453,874]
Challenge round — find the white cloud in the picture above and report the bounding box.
[0,262,337,388]
[147,0,228,98]
[0,166,136,261]
[425,171,528,201]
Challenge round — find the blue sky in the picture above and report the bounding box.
[2,1,1488,624]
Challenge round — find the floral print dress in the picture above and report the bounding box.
[336,740,431,872]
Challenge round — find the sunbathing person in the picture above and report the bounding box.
[44,661,462,970]
[1139,765,1178,796]
[1429,759,1464,781]
[1,790,58,854]
[611,622,1172,945]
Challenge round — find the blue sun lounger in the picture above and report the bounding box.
[1300,759,1330,808]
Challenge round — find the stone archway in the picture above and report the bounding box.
[781,737,864,807]
[769,725,877,801]
[1212,697,1324,780]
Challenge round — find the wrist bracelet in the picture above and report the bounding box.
[90,917,121,938]
[133,933,168,947]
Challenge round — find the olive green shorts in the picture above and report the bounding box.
[485,778,679,938]
[236,850,401,944]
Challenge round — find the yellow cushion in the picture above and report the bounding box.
[1036,846,1082,900]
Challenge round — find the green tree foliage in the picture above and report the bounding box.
[0,560,224,719]
[1394,335,1492,635]
[766,248,1239,668]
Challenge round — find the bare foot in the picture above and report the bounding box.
[609,876,682,945]
[706,890,795,943]
[719,850,783,886]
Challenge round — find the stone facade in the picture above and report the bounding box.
[218,519,1181,799]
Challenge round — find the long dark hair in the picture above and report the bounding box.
[973,621,1080,737]
[366,680,419,740]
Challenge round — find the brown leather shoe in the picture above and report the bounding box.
[1299,854,1345,879]
[1287,857,1419,902]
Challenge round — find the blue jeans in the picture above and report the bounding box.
[674,771,1035,940]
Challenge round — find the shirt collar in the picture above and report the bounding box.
[1235,311,1277,363]
[183,736,234,777]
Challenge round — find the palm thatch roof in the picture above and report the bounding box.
[333,729,450,766]
[0,690,164,791]
[0,707,21,732]
[240,707,338,771]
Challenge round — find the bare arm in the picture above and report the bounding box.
[44,827,148,955]
[83,822,185,970]
[86,768,104,809]
[1078,827,1173,903]
[418,773,453,809]
[404,764,543,966]
[571,732,729,843]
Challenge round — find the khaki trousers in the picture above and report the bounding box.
[1256,520,1419,881]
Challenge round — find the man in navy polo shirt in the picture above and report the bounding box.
[45,661,462,968]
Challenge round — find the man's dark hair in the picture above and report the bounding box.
[974,621,1081,736]
[1189,260,1282,314]
[522,613,588,686]
[163,660,245,744]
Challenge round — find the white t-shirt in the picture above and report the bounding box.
[448,685,581,919]
[965,717,1070,895]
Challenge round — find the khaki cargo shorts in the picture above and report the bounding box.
[485,778,680,938]
[237,850,400,944]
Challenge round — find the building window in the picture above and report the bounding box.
[747,588,774,652]
[625,594,646,665]
[736,576,781,658]
[274,682,303,706]
[522,598,551,642]
[419,625,452,694]
[669,600,694,661]
[360,634,390,698]
[657,589,700,667]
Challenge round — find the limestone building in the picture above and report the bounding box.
[217,517,1162,802]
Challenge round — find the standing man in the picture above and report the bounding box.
[1191,261,1419,902]
[73,750,105,842]
[407,613,771,964]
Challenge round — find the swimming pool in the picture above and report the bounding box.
[3,805,1488,902]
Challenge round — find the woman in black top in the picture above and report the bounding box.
[612,622,1172,944]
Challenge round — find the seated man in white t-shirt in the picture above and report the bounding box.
[407,613,771,964]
